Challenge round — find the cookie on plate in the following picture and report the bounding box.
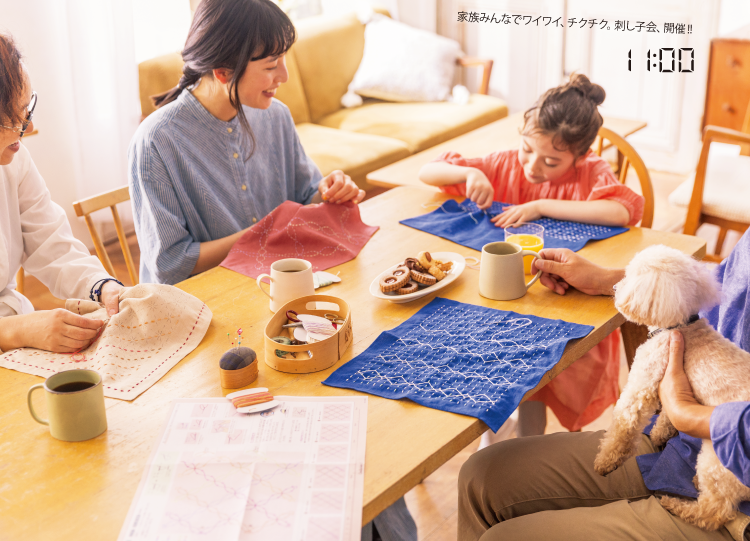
[396,281,419,295]
[380,266,410,292]
[428,266,446,281]
[411,269,437,286]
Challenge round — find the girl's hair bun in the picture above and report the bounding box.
[568,73,605,106]
[521,73,605,157]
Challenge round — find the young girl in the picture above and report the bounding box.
[419,74,644,441]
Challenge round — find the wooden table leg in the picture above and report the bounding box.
[621,321,649,369]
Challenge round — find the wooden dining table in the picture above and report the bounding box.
[366,112,648,190]
[0,186,704,540]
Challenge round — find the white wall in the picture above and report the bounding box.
[718,0,750,36]
[133,0,192,64]
[2,2,91,243]
[1,1,141,248]
[320,0,436,31]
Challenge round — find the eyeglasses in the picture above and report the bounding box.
[1,91,37,138]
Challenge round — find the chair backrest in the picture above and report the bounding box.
[73,186,139,285]
[594,126,655,228]
[15,268,24,295]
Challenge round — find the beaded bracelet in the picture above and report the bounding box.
[89,278,124,302]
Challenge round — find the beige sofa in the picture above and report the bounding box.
[138,11,509,189]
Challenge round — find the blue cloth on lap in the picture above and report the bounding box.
[399,199,628,252]
[324,298,593,431]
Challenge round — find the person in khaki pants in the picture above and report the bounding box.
[458,236,750,541]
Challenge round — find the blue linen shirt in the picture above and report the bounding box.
[128,90,321,285]
[637,229,750,513]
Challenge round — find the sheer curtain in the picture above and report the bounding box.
[1,0,141,246]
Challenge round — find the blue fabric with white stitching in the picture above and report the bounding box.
[324,298,593,431]
[399,199,628,252]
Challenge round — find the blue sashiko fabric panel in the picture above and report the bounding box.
[323,298,593,431]
[399,199,628,252]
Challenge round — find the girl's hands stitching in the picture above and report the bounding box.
[492,201,542,228]
[465,169,494,210]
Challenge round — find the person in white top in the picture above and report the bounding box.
[0,33,123,353]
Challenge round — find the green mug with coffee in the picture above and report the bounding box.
[27,369,107,442]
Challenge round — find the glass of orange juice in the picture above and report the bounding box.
[504,223,544,274]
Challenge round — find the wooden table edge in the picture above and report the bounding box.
[355,189,705,520]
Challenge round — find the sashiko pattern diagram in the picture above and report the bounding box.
[0,284,212,400]
[399,199,628,252]
[325,298,592,431]
[221,200,379,279]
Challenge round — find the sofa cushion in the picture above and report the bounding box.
[668,154,750,223]
[347,14,463,103]
[295,123,410,188]
[293,12,367,122]
[138,52,184,117]
[274,47,311,124]
[316,94,509,153]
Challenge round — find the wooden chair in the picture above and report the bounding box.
[593,126,655,229]
[15,269,24,295]
[669,122,750,262]
[457,57,493,95]
[73,186,139,286]
[593,127,656,369]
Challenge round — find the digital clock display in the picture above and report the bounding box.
[628,48,694,72]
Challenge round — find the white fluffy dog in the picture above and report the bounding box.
[593,244,750,531]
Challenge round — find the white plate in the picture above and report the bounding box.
[369,252,466,304]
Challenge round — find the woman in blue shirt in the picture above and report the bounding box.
[459,231,750,540]
[129,0,365,285]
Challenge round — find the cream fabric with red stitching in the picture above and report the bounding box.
[0,284,212,400]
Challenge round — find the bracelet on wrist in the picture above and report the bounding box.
[89,278,124,302]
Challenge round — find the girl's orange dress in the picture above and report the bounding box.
[437,149,644,431]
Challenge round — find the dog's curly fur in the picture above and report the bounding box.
[593,244,750,531]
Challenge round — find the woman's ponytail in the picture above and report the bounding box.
[151,67,201,109]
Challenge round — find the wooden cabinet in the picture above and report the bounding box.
[704,38,750,131]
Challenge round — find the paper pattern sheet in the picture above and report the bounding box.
[119,396,367,541]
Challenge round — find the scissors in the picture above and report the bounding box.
[324,313,346,326]
[283,310,304,328]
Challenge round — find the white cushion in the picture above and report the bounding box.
[669,154,750,223]
[343,14,463,105]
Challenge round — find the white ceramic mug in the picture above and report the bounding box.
[479,242,542,301]
[256,259,315,312]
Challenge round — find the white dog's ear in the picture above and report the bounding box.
[614,245,721,328]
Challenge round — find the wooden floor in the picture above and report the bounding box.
[19,169,740,540]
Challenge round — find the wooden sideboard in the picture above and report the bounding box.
[704,33,750,132]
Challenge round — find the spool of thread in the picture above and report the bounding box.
[219,347,259,389]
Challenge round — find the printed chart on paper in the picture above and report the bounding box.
[119,396,367,541]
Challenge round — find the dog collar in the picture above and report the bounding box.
[647,314,700,340]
